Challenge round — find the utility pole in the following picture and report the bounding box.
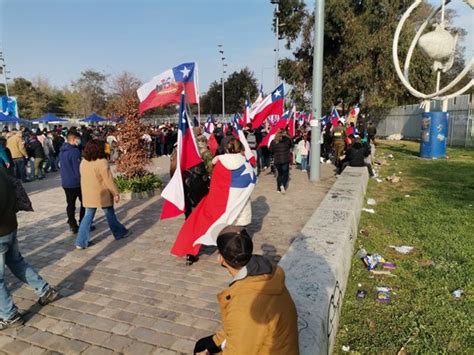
[271,0,280,87]
[310,0,325,182]
[218,45,227,120]
[0,51,10,97]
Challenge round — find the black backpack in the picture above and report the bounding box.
[183,163,210,208]
[246,132,257,149]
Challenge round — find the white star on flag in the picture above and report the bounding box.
[180,66,191,78]
[241,162,255,178]
[273,89,281,97]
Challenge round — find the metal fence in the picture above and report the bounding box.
[376,93,474,148]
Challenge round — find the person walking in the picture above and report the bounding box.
[269,129,293,194]
[6,130,28,182]
[194,228,299,354]
[75,139,129,250]
[26,134,45,180]
[59,131,86,234]
[0,167,59,329]
[297,134,311,172]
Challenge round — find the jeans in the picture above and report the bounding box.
[0,229,49,320]
[13,158,26,182]
[301,155,308,171]
[76,207,128,248]
[275,163,290,190]
[64,187,85,227]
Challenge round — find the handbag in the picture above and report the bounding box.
[6,175,34,212]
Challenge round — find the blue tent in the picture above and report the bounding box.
[0,112,20,123]
[83,113,106,123]
[34,113,67,124]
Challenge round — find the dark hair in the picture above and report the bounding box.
[226,127,234,136]
[83,139,106,161]
[225,137,244,154]
[67,130,80,140]
[217,229,253,268]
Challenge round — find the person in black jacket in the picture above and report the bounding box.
[26,134,45,180]
[269,129,293,194]
[339,138,374,177]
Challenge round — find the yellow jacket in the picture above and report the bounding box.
[213,256,299,354]
[6,133,27,159]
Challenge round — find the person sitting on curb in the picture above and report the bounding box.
[193,228,299,355]
[338,137,375,177]
[0,167,59,330]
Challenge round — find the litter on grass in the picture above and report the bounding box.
[362,208,375,214]
[405,194,410,198]
[452,289,463,299]
[382,262,396,269]
[376,178,383,183]
[342,345,350,352]
[376,286,391,303]
[371,270,397,277]
[389,245,414,254]
[356,290,367,299]
[367,198,377,205]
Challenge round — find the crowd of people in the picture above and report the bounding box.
[0,115,377,352]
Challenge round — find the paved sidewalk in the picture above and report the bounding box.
[0,158,335,354]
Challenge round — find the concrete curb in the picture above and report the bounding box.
[279,167,369,355]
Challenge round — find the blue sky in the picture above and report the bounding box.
[0,0,472,94]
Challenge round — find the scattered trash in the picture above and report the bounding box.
[386,175,401,183]
[382,262,396,270]
[405,194,410,198]
[342,345,350,352]
[389,245,414,254]
[362,208,375,214]
[376,178,383,183]
[387,154,395,159]
[356,248,368,259]
[375,158,387,165]
[452,289,463,299]
[364,254,385,270]
[356,289,367,299]
[375,286,391,303]
[367,198,377,205]
[357,283,362,288]
[397,346,408,355]
[359,229,370,237]
[371,270,397,277]
[387,133,403,140]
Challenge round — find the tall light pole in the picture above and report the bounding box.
[261,66,274,93]
[218,45,227,119]
[271,0,280,87]
[310,0,325,182]
[0,51,10,97]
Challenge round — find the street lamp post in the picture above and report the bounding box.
[0,51,9,97]
[271,0,280,86]
[310,0,325,182]
[218,45,227,119]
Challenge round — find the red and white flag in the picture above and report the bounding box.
[160,93,202,220]
[258,118,288,148]
[249,83,284,129]
[288,104,296,138]
[137,62,199,114]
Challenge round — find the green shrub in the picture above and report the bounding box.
[114,173,162,193]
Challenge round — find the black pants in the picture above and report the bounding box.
[64,187,85,227]
[275,163,290,190]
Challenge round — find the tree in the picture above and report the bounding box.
[9,77,48,118]
[104,71,142,117]
[201,67,259,114]
[71,69,108,117]
[275,0,466,115]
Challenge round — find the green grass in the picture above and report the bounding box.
[334,141,474,354]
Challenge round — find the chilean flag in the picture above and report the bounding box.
[233,115,256,166]
[205,115,215,134]
[171,154,257,257]
[137,62,199,114]
[288,104,296,138]
[249,83,284,129]
[242,96,251,125]
[330,106,341,127]
[251,85,264,111]
[160,93,202,220]
[258,117,288,148]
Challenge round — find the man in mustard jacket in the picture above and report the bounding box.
[194,229,299,355]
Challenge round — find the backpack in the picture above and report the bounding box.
[183,163,210,208]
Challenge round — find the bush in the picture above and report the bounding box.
[115,173,162,193]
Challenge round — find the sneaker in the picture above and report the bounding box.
[280,186,286,195]
[186,254,199,265]
[0,312,24,330]
[75,241,95,250]
[302,169,307,172]
[38,287,59,306]
[69,225,79,234]
[90,225,96,232]
[117,230,132,240]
